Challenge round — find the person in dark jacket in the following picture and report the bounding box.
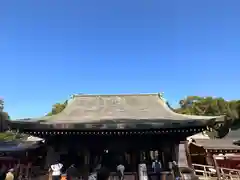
[0,165,7,180]
[152,159,162,180]
[172,161,181,180]
[66,164,79,180]
[97,167,110,180]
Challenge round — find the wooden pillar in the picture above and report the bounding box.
[185,141,193,168]
[212,154,221,180]
[136,150,141,170]
[130,150,136,172]
[173,141,197,178]
[175,141,189,167]
[146,150,151,162]
[161,150,166,169]
[83,149,90,180]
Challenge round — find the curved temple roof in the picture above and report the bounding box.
[0,140,42,152]
[0,133,44,152]
[10,93,225,130]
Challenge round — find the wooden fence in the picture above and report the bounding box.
[193,163,240,180]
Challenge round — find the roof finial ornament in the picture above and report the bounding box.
[158,92,166,103]
[71,94,76,99]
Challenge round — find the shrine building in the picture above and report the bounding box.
[6,93,226,177]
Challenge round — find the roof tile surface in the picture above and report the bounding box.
[40,94,221,123]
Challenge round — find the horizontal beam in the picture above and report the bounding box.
[21,127,205,136]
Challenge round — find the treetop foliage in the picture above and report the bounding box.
[46,100,68,116]
[175,96,240,122]
[0,99,10,121]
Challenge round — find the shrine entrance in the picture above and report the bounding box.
[44,132,179,174]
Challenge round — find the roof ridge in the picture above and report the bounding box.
[72,93,159,97]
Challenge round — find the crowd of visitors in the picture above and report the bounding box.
[47,157,181,180]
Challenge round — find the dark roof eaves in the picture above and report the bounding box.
[8,118,211,131]
[10,117,213,124]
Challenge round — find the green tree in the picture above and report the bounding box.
[0,99,10,132]
[47,100,68,116]
[0,99,10,120]
[0,98,3,112]
[176,96,240,120]
[0,98,29,140]
[175,96,240,138]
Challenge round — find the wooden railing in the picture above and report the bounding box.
[192,163,217,178]
[109,172,137,180]
[219,167,240,180]
[193,163,240,180]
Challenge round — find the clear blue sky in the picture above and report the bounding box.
[1,0,239,119]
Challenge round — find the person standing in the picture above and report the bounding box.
[97,167,110,180]
[138,160,148,180]
[50,161,63,180]
[116,161,125,180]
[0,165,7,180]
[172,161,181,180]
[88,167,110,180]
[66,164,79,180]
[5,169,14,180]
[152,159,162,180]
